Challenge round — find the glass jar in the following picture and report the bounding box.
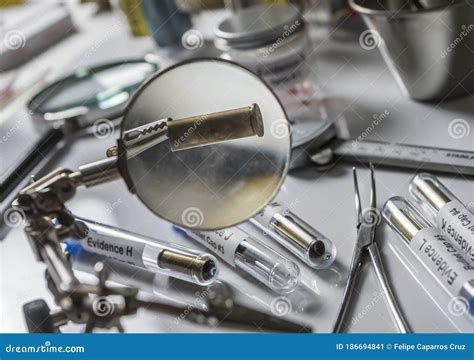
[215,4,327,136]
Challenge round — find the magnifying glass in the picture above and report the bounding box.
[14,59,290,316]
[0,59,158,229]
[19,58,291,231]
[28,59,159,129]
[117,58,291,229]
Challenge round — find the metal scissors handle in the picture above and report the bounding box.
[333,164,410,333]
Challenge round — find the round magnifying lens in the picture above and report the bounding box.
[120,59,291,230]
[28,59,158,128]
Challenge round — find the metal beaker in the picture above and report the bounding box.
[350,0,474,101]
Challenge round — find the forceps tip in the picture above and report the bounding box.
[352,167,362,223]
[352,166,358,186]
[369,163,376,209]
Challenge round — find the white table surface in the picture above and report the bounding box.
[1,4,473,334]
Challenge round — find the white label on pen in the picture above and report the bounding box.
[437,200,474,263]
[188,228,243,266]
[81,227,145,267]
[410,228,474,295]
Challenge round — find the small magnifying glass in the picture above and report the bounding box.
[24,59,291,230]
[1,59,158,227]
[28,59,158,131]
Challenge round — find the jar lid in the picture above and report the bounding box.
[215,4,304,49]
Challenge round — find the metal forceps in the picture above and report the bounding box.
[333,164,410,333]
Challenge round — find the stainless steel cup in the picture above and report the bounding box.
[350,0,474,102]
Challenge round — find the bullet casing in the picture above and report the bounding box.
[168,104,264,151]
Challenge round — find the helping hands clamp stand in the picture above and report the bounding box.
[15,159,139,333]
[13,104,266,333]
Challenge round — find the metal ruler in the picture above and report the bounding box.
[330,140,474,176]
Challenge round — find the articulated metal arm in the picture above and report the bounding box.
[13,158,136,332]
[14,104,266,332]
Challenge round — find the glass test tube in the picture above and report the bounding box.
[68,246,211,311]
[409,173,474,263]
[383,196,474,317]
[72,217,219,286]
[175,226,300,293]
[250,202,336,269]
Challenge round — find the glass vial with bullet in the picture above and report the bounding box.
[410,173,474,263]
[250,202,336,269]
[72,217,219,286]
[383,197,474,317]
[176,226,300,293]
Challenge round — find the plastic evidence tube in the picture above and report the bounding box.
[68,246,211,311]
[69,245,171,294]
[175,226,300,293]
[250,202,336,269]
[72,216,219,286]
[410,173,474,262]
[383,196,474,317]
